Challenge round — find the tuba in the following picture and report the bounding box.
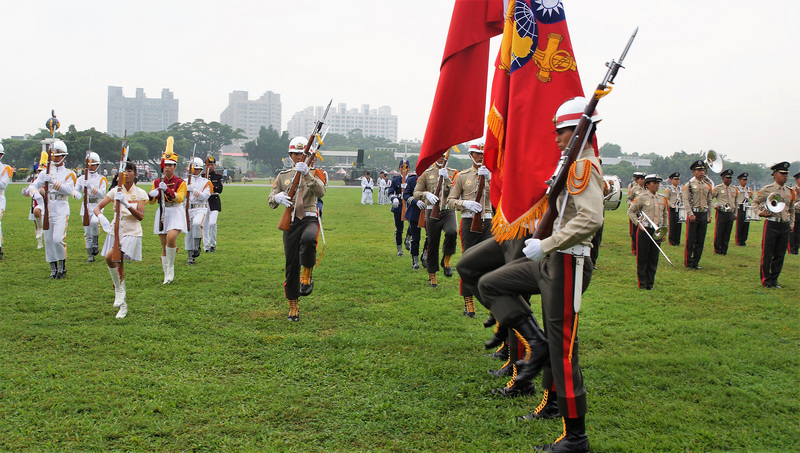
[702,149,724,173]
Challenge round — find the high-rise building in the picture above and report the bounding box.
[287,103,398,142]
[219,91,281,139]
[107,87,179,137]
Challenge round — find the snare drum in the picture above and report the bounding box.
[677,205,687,223]
[744,203,761,222]
[603,175,622,211]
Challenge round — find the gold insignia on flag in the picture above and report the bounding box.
[533,33,577,83]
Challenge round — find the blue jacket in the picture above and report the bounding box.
[402,174,423,223]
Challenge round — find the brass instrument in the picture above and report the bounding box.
[637,211,673,266]
[766,192,786,214]
[702,149,724,174]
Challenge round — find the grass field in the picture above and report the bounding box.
[0,183,798,452]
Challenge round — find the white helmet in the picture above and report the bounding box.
[288,136,307,154]
[467,138,485,154]
[553,97,601,129]
[0,143,4,154]
[52,140,68,156]
[191,157,204,168]
[88,152,101,165]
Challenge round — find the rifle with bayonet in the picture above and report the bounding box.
[185,143,197,228]
[470,162,487,233]
[428,147,452,221]
[43,110,60,231]
[278,99,332,232]
[111,132,129,265]
[532,28,637,241]
[400,160,409,220]
[83,137,93,227]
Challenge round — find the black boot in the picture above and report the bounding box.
[483,313,497,328]
[411,256,420,270]
[193,238,202,257]
[55,260,66,279]
[510,315,549,384]
[87,248,95,263]
[491,368,537,397]
[484,326,507,349]
[49,261,58,279]
[187,250,195,265]
[488,358,513,377]
[491,342,509,361]
[518,388,560,421]
[534,416,590,453]
[92,236,99,256]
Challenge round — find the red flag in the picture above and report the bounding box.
[485,1,589,241]
[416,0,504,174]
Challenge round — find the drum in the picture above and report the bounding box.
[677,205,687,223]
[744,203,761,222]
[603,175,622,211]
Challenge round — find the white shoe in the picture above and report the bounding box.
[108,267,126,307]
[161,255,172,284]
[164,247,177,284]
[116,302,128,318]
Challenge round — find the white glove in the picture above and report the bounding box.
[158,182,167,191]
[392,198,400,208]
[462,200,482,213]
[185,184,194,193]
[275,192,292,207]
[416,200,425,210]
[193,190,202,199]
[98,215,112,234]
[45,174,55,184]
[32,191,44,205]
[401,183,407,189]
[425,192,439,204]
[22,187,31,197]
[114,191,130,208]
[149,189,159,198]
[438,168,449,178]
[477,166,491,179]
[523,238,545,262]
[71,190,82,200]
[293,162,309,175]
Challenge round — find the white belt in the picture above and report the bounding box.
[558,245,591,257]
[302,211,318,217]
[766,217,788,223]
[190,203,208,209]
[461,213,493,220]
[163,201,178,207]
[49,194,68,201]
[88,198,102,203]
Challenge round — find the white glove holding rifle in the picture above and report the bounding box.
[477,166,491,180]
[115,191,130,208]
[462,200,482,213]
[523,238,545,262]
[275,192,292,208]
[425,192,439,204]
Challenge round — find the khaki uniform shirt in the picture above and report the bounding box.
[711,183,739,212]
[664,184,681,208]
[628,191,669,228]
[626,183,646,205]
[540,148,605,254]
[735,185,753,206]
[681,177,713,212]
[446,166,492,218]
[268,168,326,213]
[753,182,796,228]
[414,165,457,210]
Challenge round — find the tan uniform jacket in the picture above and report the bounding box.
[753,182,795,229]
[268,168,326,213]
[540,148,605,254]
[711,183,739,212]
[446,166,492,218]
[414,166,456,209]
[664,184,681,208]
[735,185,753,205]
[628,191,669,227]
[681,177,713,212]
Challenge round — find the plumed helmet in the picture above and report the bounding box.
[162,136,178,164]
[88,152,101,165]
[206,156,215,165]
[553,97,601,129]
[52,140,68,156]
[467,138,485,154]
[288,137,307,154]
[192,157,204,168]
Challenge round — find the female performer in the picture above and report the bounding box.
[148,138,186,284]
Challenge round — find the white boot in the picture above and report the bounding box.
[161,255,169,284]
[108,266,126,308]
[116,302,128,318]
[36,227,43,249]
[164,247,177,284]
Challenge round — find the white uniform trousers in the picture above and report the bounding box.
[81,202,101,248]
[184,207,208,251]
[44,201,70,262]
[203,210,219,250]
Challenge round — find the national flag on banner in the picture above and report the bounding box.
[485,0,590,241]
[416,0,504,174]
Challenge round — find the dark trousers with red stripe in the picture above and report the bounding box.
[629,220,637,254]
[735,205,750,246]
[590,224,603,266]
[424,209,457,273]
[393,209,406,246]
[713,211,735,255]
[478,253,593,418]
[789,213,800,254]
[636,226,660,288]
[761,221,790,287]
[458,218,492,297]
[456,236,526,309]
[685,211,708,268]
[668,207,682,245]
[282,216,319,300]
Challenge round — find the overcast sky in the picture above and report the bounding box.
[1,0,798,166]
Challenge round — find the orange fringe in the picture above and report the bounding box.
[491,196,549,242]
[487,105,505,178]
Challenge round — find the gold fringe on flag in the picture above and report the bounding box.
[491,195,549,242]
[487,105,505,177]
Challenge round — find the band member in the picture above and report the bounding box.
[626,171,646,254]
[790,172,800,255]
[29,140,76,278]
[361,172,374,205]
[752,162,795,288]
[478,97,603,451]
[0,144,11,260]
[184,157,211,264]
[94,162,148,318]
[681,160,713,269]
[628,174,669,289]
[203,156,224,253]
[268,137,326,321]
[710,169,739,255]
[148,139,187,284]
[414,154,458,288]
[447,139,492,317]
[388,159,410,257]
[735,172,752,246]
[73,152,107,262]
[402,167,427,269]
[665,172,682,246]
[22,155,47,249]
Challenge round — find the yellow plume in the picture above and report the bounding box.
[165,136,174,153]
[39,150,49,166]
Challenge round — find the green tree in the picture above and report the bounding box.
[167,119,246,157]
[243,126,289,176]
[599,142,622,157]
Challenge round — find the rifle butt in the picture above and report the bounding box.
[278,207,292,231]
[418,209,427,228]
[469,213,484,233]
[430,204,440,220]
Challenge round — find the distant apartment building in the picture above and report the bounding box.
[219,91,281,139]
[107,87,179,137]
[287,103,398,142]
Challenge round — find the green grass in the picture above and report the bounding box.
[0,183,797,451]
